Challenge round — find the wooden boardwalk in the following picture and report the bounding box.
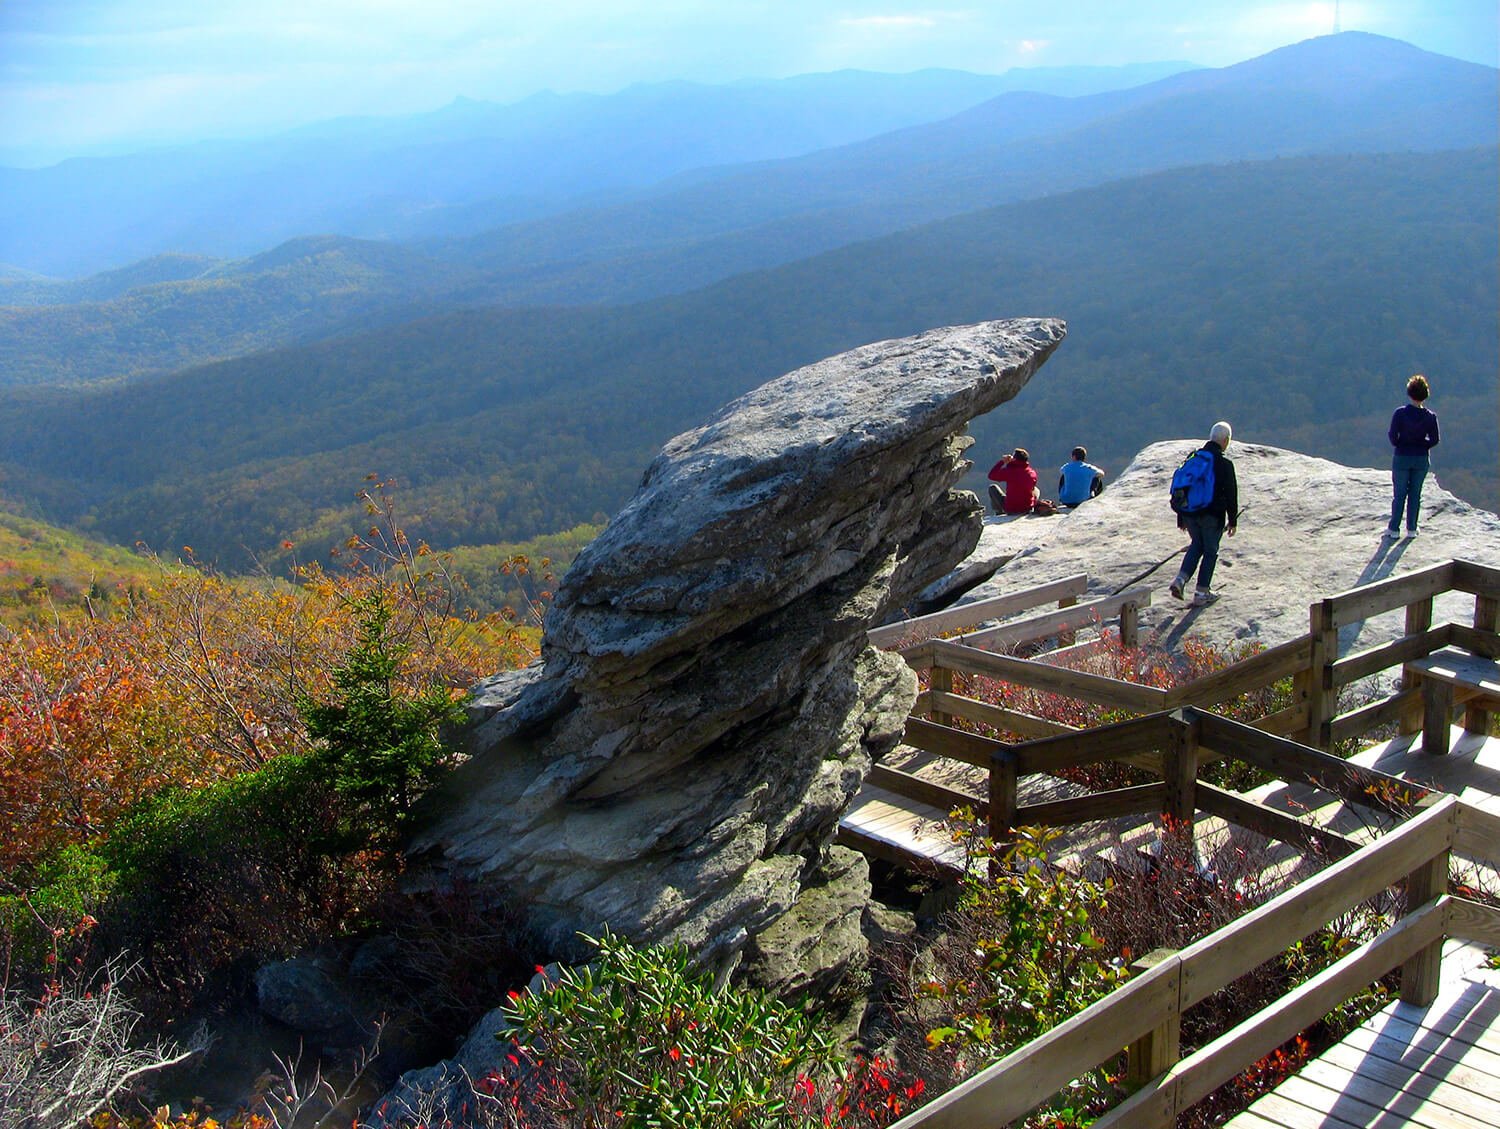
[1226,947,1500,1129]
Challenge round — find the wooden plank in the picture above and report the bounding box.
[1275,1070,1493,1129]
[1172,899,1449,1111]
[1340,1010,1500,1080]
[959,587,1154,652]
[902,716,1005,769]
[887,959,1180,1129]
[1316,1041,1500,1123]
[1197,712,1417,813]
[1196,783,1360,859]
[1333,623,1453,688]
[1406,649,1500,695]
[1163,714,1198,823]
[834,824,962,880]
[1453,560,1500,600]
[1176,798,1457,1008]
[1325,561,1456,630]
[929,639,1169,712]
[1446,896,1500,949]
[1449,623,1500,660]
[1251,701,1310,738]
[1012,712,1175,775]
[869,574,1091,647]
[1164,635,1313,709]
[1330,687,1424,746]
[868,763,986,821]
[1456,804,1500,860]
[1401,848,1449,1005]
[927,689,1078,739]
[1015,783,1167,827]
[1232,1097,1363,1129]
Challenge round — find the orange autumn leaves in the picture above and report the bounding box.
[1,558,538,875]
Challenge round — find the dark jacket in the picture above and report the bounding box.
[1178,442,1238,531]
[1389,403,1439,458]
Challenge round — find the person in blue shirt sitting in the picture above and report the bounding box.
[1058,447,1106,508]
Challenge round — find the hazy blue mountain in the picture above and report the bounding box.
[0,253,224,307]
[430,32,1498,300]
[0,236,474,387]
[0,63,1199,277]
[1,147,1491,565]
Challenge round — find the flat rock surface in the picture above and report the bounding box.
[943,440,1500,655]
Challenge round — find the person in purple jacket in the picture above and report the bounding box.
[1386,374,1440,539]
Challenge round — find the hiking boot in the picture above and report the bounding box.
[1191,590,1219,607]
[1169,576,1185,601]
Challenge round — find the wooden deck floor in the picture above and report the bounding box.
[1227,949,1500,1129]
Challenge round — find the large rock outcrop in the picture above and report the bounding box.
[410,318,1065,984]
[928,440,1500,657]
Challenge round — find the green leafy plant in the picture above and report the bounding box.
[489,928,922,1129]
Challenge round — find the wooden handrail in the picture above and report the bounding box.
[891,796,1493,1129]
[869,574,1090,648]
[956,587,1152,652]
[1162,635,1312,709]
[1319,560,1456,630]
[927,639,1169,713]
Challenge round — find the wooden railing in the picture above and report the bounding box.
[890,795,1500,1128]
[868,574,1091,649]
[889,708,1422,864]
[1311,559,1500,748]
[883,559,1500,753]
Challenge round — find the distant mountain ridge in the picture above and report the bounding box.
[4,30,1491,395]
[0,62,1198,277]
[1,146,1491,566]
[425,32,1498,301]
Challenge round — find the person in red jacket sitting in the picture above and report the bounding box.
[988,448,1055,515]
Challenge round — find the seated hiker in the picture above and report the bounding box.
[988,448,1056,515]
[1058,446,1106,507]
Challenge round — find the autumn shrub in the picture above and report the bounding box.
[452,928,925,1129]
[889,825,1126,1121]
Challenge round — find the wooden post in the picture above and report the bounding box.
[1423,678,1454,756]
[930,663,953,728]
[1401,596,1435,735]
[1056,591,1078,647]
[1119,600,1140,649]
[1163,713,1199,830]
[1291,665,1314,745]
[1466,595,1498,733]
[1306,599,1338,751]
[1126,949,1181,1090]
[988,749,1018,846]
[1400,840,1449,1006]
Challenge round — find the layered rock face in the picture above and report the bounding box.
[410,318,1065,985]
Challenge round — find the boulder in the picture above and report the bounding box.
[410,318,1065,987]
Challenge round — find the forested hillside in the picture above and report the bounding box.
[0,236,476,387]
[2,147,1492,567]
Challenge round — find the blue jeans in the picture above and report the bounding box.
[1181,511,1223,591]
[1390,455,1429,533]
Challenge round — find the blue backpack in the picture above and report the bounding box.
[1169,449,1216,514]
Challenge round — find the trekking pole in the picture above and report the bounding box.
[1107,504,1251,596]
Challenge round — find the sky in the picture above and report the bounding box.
[1,1,1496,166]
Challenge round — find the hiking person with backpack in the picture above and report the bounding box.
[1168,421,1238,607]
[1385,374,1439,539]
